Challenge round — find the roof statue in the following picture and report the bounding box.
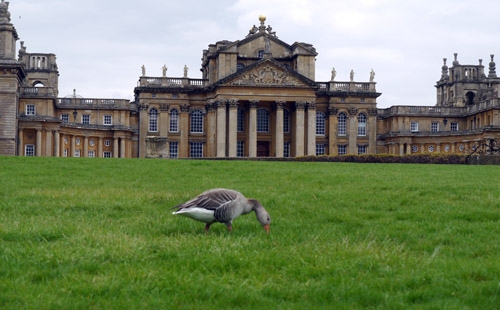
[0,0,11,23]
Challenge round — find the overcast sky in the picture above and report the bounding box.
[10,0,500,108]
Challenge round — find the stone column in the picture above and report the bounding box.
[248,100,258,158]
[368,108,378,154]
[216,99,227,157]
[294,101,306,157]
[328,107,338,155]
[70,136,75,157]
[138,104,149,158]
[83,136,89,158]
[113,138,119,158]
[348,107,358,154]
[54,130,60,157]
[179,104,190,158]
[98,137,103,158]
[205,101,217,157]
[306,102,316,156]
[120,138,126,158]
[36,129,42,157]
[159,104,170,136]
[228,99,238,158]
[45,130,52,156]
[275,101,285,158]
[18,128,24,156]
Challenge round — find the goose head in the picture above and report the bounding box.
[249,199,271,233]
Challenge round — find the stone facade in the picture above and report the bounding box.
[1,3,499,159]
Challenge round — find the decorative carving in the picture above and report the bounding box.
[248,100,259,109]
[180,104,190,113]
[295,101,306,110]
[140,104,149,111]
[215,99,227,109]
[228,98,239,109]
[205,100,217,112]
[159,103,169,112]
[348,107,358,116]
[232,64,303,86]
[274,101,285,110]
[328,107,339,116]
[307,102,316,110]
[368,108,378,116]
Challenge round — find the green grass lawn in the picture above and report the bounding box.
[1,157,500,309]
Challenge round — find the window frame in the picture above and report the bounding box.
[103,114,113,126]
[358,113,367,136]
[170,109,179,133]
[190,109,204,133]
[26,104,36,116]
[316,111,326,136]
[338,113,347,136]
[149,108,158,132]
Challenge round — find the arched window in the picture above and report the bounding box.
[316,112,326,136]
[237,108,245,132]
[338,112,347,136]
[283,109,290,133]
[149,108,158,132]
[257,109,269,132]
[358,113,367,136]
[190,110,204,133]
[170,109,179,132]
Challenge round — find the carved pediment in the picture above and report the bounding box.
[228,63,307,87]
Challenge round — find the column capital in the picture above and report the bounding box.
[216,99,227,108]
[295,101,306,110]
[307,101,316,110]
[205,100,217,112]
[328,107,339,116]
[248,100,259,109]
[140,104,149,111]
[228,98,239,109]
[274,100,285,110]
[180,104,190,113]
[348,107,358,116]
[159,103,170,112]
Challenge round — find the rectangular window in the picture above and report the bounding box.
[284,142,291,158]
[82,114,90,125]
[316,144,326,156]
[237,109,244,132]
[75,150,81,158]
[26,104,36,116]
[358,145,367,155]
[169,142,179,158]
[190,142,203,158]
[63,149,68,157]
[103,151,112,158]
[25,144,35,156]
[431,122,439,132]
[103,115,112,126]
[451,122,459,131]
[338,144,347,155]
[411,121,419,132]
[61,114,69,123]
[237,141,244,157]
[88,150,96,158]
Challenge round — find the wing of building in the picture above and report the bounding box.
[1,4,499,158]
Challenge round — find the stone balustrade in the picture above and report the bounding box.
[316,81,376,92]
[56,98,135,110]
[138,77,208,88]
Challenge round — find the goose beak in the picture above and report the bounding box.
[263,224,270,234]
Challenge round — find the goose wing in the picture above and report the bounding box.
[173,188,242,211]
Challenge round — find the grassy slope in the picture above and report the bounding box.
[1,157,500,308]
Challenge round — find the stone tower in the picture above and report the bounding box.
[0,1,25,155]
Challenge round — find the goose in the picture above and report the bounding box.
[172,188,271,233]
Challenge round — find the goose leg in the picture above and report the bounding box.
[205,223,211,233]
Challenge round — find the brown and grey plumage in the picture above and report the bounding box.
[171,188,271,233]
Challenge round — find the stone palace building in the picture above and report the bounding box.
[1,2,500,158]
